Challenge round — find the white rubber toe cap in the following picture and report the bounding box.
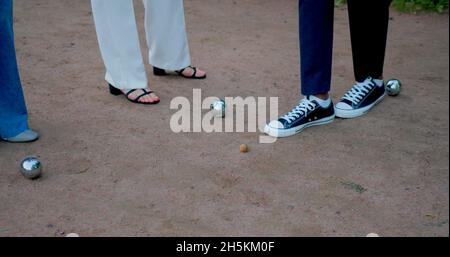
[268,120,285,129]
[335,102,353,110]
[2,129,39,143]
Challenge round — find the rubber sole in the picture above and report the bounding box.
[335,93,386,119]
[264,115,335,138]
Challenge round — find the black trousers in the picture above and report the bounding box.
[299,0,392,95]
[348,0,392,82]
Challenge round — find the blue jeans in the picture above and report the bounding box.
[299,0,334,96]
[0,0,29,138]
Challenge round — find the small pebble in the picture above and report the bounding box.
[66,233,79,237]
[240,144,249,153]
[366,233,380,237]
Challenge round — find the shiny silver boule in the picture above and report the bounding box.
[386,79,401,96]
[210,99,226,118]
[20,156,42,179]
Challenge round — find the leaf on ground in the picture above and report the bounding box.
[341,181,367,194]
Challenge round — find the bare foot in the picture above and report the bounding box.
[180,66,206,78]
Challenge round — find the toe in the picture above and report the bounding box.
[141,95,151,103]
[268,120,285,129]
[196,68,206,77]
[149,93,160,102]
[335,102,352,110]
[183,68,195,77]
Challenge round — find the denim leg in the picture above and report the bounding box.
[0,0,29,138]
[299,0,334,96]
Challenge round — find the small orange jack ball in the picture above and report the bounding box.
[240,144,249,153]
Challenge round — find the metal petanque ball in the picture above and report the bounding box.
[385,79,402,96]
[20,156,42,179]
[210,99,226,118]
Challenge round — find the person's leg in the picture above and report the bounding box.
[300,0,335,98]
[91,0,147,90]
[91,0,159,103]
[144,0,190,71]
[347,0,392,82]
[0,0,30,139]
[143,0,205,78]
[264,0,335,138]
[334,0,392,119]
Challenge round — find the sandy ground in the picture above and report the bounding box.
[0,0,448,237]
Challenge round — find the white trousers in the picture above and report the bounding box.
[91,0,191,89]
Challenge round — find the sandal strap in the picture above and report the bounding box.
[134,90,151,102]
[125,89,137,97]
[126,89,155,102]
[191,67,198,78]
[177,66,198,78]
[176,67,186,75]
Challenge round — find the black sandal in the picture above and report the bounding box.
[109,84,160,105]
[153,66,206,80]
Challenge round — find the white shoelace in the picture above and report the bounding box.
[281,98,316,123]
[341,79,376,105]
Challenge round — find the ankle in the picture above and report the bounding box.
[309,94,332,108]
[313,93,330,100]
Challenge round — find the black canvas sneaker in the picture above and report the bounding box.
[264,96,335,138]
[335,77,386,119]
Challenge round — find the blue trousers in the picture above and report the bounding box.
[299,0,334,96]
[0,0,29,138]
